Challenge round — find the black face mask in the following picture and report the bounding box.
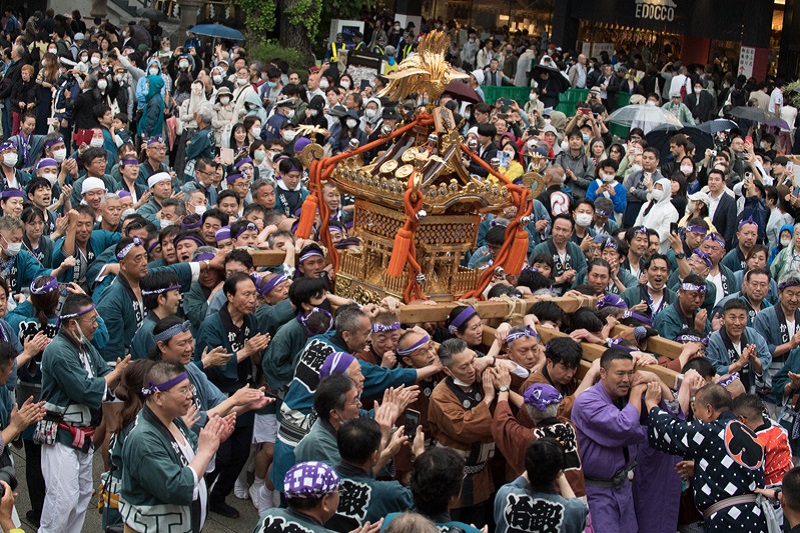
[319,298,332,313]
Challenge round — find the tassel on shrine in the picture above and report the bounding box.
[504,229,530,275]
[295,195,319,239]
[387,228,413,277]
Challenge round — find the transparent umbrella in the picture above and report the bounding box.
[605,104,684,134]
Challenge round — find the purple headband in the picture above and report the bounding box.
[632,226,647,236]
[116,236,144,261]
[329,225,344,234]
[288,167,301,173]
[620,309,653,326]
[675,333,709,346]
[142,371,189,396]
[686,225,708,235]
[717,372,741,388]
[194,252,215,262]
[299,250,324,263]
[57,303,95,328]
[596,210,611,217]
[30,276,58,295]
[703,234,726,249]
[396,333,431,356]
[146,137,164,146]
[606,337,636,352]
[174,234,206,248]
[261,274,289,294]
[448,306,478,335]
[0,142,15,152]
[738,216,757,230]
[141,284,181,296]
[523,383,563,410]
[214,226,231,241]
[681,282,707,293]
[297,307,333,336]
[225,172,244,184]
[146,239,160,253]
[43,137,64,149]
[182,217,203,230]
[284,462,339,499]
[234,222,257,239]
[152,321,191,343]
[117,190,132,199]
[1,189,24,200]
[596,294,628,310]
[319,352,356,380]
[234,157,253,169]
[603,238,619,250]
[121,159,139,166]
[372,322,401,333]
[779,278,800,291]
[36,158,57,170]
[506,325,539,345]
[691,249,713,269]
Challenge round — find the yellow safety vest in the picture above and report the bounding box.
[331,42,346,62]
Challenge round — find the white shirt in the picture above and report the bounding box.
[669,74,691,97]
[708,191,722,220]
[769,87,784,115]
[707,271,724,306]
[781,105,797,133]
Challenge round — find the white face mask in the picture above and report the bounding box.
[285,110,295,119]
[179,61,189,69]
[282,130,297,142]
[2,235,20,256]
[254,149,266,162]
[319,79,329,90]
[630,164,643,173]
[48,48,57,54]
[97,79,107,91]
[601,173,615,182]
[149,67,159,76]
[575,213,593,227]
[212,74,223,84]
[544,118,551,126]
[251,127,261,138]
[694,87,702,94]
[114,73,124,82]
[159,219,174,228]
[53,148,67,162]
[72,322,90,345]
[80,56,89,63]
[90,137,104,148]
[782,238,792,247]
[2,153,17,167]
[651,188,667,202]
[529,93,537,101]
[646,100,657,106]
[121,208,136,219]
[42,172,57,185]
[365,109,377,119]
[680,165,694,175]
[308,109,318,117]
[686,201,697,213]
[237,77,248,86]
[341,81,351,90]
[219,96,231,105]
[346,119,358,129]
[90,56,100,66]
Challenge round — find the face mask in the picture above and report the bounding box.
[646,100,657,106]
[282,130,297,142]
[213,74,223,84]
[694,87,702,94]
[80,56,88,63]
[114,73,124,82]
[90,137,104,148]
[630,164,643,173]
[601,173,615,182]
[149,67,159,76]
[544,118,551,126]
[761,142,768,150]
[341,81,351,90]
[237,77,248,86]
[220,96,230,105]
[194,205,207,216]
[72,322,90,345]
[2,154,17,167]
[319,79,329,90]
[179,61,189,69]
[163,46,171,52]
[97,79,107,91]
[651,188,667,202]
[575,213,592,227]
[686,201,696,213]
[53,148,66,162]
[159,219,174,228]
[254,149,267,162]
[529,93,537,101]
[251,127,261,138]
[2,236,20,256]
[308,109,318,117]
[782,238,792,247]
[680,164,694,175]
[346,119,358,129]
[285,110,295,119]
[48,48,57,54]
[582,133,590,143]
[90,56,100,66]
[42,172,57,184]
[267,81,277,88]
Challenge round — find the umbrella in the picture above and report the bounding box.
[728,106,789,129]
[531,63,570,93]
[645,126,714,163]
[189,24,245,41]
[443,80,481,104]
[696,119,738,134]
[605,104,683,134]
[137,7,167,22]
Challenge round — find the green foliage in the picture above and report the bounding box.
[786,80,800,109]
[285,0,323,43]
[249,40,309,71]
[239,0,277,40]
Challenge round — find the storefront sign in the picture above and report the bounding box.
[634,0,677,22]
[739,46,755,78]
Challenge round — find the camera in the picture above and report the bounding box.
[709,150,717,157]
[0,466,17,497]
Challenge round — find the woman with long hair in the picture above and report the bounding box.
[669,171,688,219]
[36,52,59,135]
[228,122,248,152]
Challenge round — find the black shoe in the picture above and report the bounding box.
[210,499,240,519]
[25,510,41,527]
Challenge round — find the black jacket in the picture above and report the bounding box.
[711,192,738,250]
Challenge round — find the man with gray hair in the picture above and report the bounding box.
[252,178,277,211]
[183,102,217,183]
[537,165,571,219]
[96,192,122,232]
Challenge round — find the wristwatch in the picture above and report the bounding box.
[498,386,509,393]
[675,253,685,259]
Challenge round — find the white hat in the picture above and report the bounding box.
[74,32,85,41]
[543,125,558,135]
[467,126,479,137]
[471,69,484,85]
[148,172,171,189]
[688,191,711,207]
[81,177,106,195]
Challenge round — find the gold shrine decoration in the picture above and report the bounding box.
[378,30,468,103]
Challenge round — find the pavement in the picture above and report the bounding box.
[10,443,262,532]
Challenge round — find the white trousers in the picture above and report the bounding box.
[38,442,94,533]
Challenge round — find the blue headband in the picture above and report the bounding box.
[153,320,191,343]
[372,322,401,333]
[116,236,143,261]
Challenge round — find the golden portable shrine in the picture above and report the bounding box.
[294,31,545,304]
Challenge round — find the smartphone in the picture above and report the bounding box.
[580,108,591,115]
[788,161,795,173]
[745,136,753,145]
[670,222,679,235]
[675,373,684,390]
[405,409,420,438]
[57,282,70,297]
[502,98,510,106]
[220,147,234,166]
